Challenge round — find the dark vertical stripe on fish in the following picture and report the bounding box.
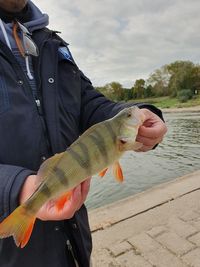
[41,184,52,198]
[25,200,39,213]
[24,183,51,213]
[53,166,68,186]
[104,121,116,142]
[25,183,51,213]
[68,142,91,173]
[89,130,108,164]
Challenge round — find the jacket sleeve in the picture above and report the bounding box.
[0,164,35,221]
[79,72,164,133]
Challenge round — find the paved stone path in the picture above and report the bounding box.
[89,170,200,267]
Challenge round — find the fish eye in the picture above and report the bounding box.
[127,112,132,117]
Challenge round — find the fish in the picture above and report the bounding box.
[0,106,144,248]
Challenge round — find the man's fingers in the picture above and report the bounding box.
[62,186,82,218]
[37,178,92,221]
[76,178,91,210]
[81,178,91,200]
[138,123,166,139]
[38,186,82,221]
[136,135,163,147]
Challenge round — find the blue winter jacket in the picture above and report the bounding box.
[0,25,163,267]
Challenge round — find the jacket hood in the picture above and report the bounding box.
[0,0,49,34]
[24,0,49,32]
[0,0,49,50]
[0,1,49,80]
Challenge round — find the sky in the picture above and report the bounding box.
[33,0,200,88]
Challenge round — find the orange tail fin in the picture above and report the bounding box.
[0,205,36,248]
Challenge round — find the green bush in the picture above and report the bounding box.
[177,89,193,103]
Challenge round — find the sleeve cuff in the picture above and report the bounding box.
[4,168,36,218]
[136,103,165,122]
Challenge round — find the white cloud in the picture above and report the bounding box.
[33,0,200,87]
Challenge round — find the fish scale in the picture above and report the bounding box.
[0,106,144,248]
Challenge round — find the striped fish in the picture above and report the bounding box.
[0,106,144,248]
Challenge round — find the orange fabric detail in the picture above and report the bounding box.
[12,21,25,57]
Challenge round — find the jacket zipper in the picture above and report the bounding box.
[35,99,42,114]
[0,41,52,157]
[66,239,80,267]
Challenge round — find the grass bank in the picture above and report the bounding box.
[130,96,200,109]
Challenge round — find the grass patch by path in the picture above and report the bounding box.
[129,96,200,109]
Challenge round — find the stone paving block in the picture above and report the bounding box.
[182,248,200,267]
[146,247,187,267]
[128,233,188,266]
[109,241,132,257]
[128,233,160,253]
[117,250,152,267]
[91,248,121,267]
[191,218,200,231]
[180,211,200,222]
[156,232,195,256]
[147,226,167,238]
[188,232,200,246]
[167,217,197,238]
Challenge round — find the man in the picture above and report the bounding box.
[0,0,167,266]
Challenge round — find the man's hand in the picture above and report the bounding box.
[20,175,91,221]
[136,108,167,152]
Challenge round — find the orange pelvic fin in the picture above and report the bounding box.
[98,168,108,178]
[0,205,36,248]
[56,191,72,211]
[113,161,124,183]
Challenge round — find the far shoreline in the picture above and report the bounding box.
[160,105,200,113]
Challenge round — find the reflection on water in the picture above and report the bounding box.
[86,111,200,210]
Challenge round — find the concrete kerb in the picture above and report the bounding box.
[89,170,200,232]
[89,170,200,267]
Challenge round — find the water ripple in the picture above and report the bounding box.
[86,111,200,209]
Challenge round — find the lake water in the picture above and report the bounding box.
[86,111,200,210]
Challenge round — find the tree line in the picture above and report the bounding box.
[95,60,200,102]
